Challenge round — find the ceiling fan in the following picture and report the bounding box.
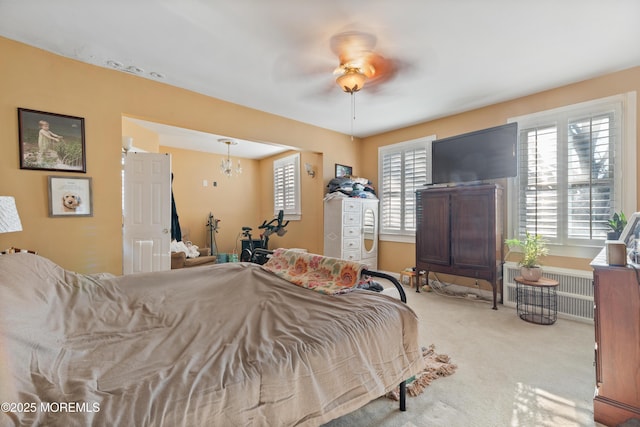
[330,30,398,94]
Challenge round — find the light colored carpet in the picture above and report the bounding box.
[323,285,600,427]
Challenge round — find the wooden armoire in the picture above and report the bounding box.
[416,183,504,309]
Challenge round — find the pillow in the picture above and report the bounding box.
[262,248,366,295]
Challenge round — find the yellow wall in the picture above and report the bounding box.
[122,118,160,153]
[162,146,326,257]
[362,67,640,277]
[257,150,325,254]
[0,36,360,274]
[161,146,261,255]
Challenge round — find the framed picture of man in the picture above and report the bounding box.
[18,108,86,172]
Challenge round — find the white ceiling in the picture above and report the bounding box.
[124,117,292,159]
[2,0,640,153]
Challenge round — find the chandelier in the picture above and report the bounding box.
[219,139,242,177]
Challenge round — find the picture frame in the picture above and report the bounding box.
[620,212,640,251]
[48,176,93,217]
[18,108,86,173]
[335,163,353,178]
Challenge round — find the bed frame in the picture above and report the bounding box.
[254,248,409,411]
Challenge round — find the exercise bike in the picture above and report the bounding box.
[239,210,289,264]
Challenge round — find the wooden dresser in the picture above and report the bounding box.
[591,249,640,426]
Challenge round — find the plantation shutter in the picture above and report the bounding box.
[566,113,615,240]
[518,125,559,240]
[273,153,300,218]
[379,138,432,235]
[516,102,620,245]
[381,151,403,232]
[403,147,429,231]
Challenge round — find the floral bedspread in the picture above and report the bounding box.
[262,249,367,295]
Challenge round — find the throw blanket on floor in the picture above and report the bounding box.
[387,344,457,400]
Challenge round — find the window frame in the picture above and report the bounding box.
[273,152,301,220]
[378,135,435,243]
[507,92,636,259]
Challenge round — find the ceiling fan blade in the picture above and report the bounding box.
[328,30,411,91]
[279,29,416,99]
[330,31,377,63]
[272,52,334,83]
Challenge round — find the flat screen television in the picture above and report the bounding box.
[431,122,518,185]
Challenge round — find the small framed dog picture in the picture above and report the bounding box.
[48,176,93,217]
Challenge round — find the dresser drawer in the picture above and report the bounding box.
[343,200,360,212]
[343,226,360,238]
[342,250,361,262]
[343,211,361,226]
[343,237,361,252]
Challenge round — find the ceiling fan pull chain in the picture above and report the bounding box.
[350,92,356,141]
[353,91,357,120]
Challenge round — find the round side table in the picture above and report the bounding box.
[514,276,559,325]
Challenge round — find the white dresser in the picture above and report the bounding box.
[323,197,379,269]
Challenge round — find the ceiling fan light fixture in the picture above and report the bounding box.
[336,68,366,93]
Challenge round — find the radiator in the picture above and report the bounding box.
[503,262,594,323]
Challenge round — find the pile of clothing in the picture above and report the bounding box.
[326,176,377,199]
[170,240,201,258]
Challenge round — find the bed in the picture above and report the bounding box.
[0,249,424,426]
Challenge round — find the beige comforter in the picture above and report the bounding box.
[0,254,424,426]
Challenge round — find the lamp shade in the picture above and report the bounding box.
[0,196,22,233]
[336,68,367,93]
[122,136,133,152]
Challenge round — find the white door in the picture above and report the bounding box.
[122,152,172,274]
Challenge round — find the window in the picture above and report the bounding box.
[378,136,434,241]
[273,153,301,220]
[509,93,636,257]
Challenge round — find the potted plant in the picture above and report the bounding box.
[607,211,627,240]
[505,231,549,281]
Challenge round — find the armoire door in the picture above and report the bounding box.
[450,189,492,270]
[416,191,450,266]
